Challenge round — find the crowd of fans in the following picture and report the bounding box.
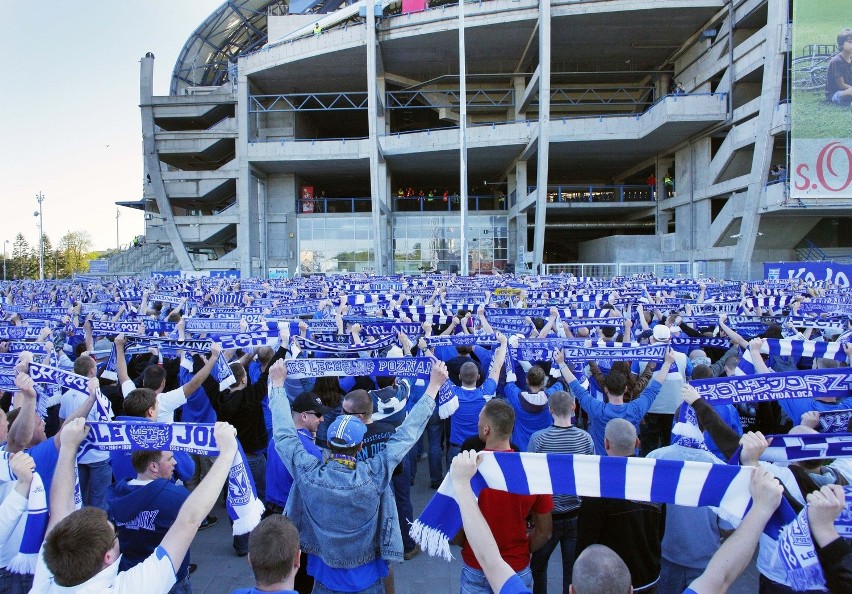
[0,272,849,594]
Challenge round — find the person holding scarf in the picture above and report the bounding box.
[271,358,448,594]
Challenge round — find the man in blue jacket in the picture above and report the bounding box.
[271,359,448,594]
[107,449,192,594]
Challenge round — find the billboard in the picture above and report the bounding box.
[790,0,852,200]
[764,261,851,287]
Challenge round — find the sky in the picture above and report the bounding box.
[0,0,223,254]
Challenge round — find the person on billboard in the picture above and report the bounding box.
[825,28,852,105]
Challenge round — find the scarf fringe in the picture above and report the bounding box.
[438,397,459,420]
[786,565,826,592]
[231,498,265,535]
[6,553,37,575]
[409,520,453,561]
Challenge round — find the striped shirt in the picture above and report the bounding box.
[527,425,595,513]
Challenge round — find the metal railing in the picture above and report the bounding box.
[249,93,368,113]
[392,194,507,212]
[527,184,657,203]
[298,197,372,214]
[543,262,693,278]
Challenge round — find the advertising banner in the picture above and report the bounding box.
[764,261,851,286]
[790,0,852,200]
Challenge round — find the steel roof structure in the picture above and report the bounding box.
[170,0,281,95]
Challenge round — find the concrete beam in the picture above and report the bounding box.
[517,65,540,114]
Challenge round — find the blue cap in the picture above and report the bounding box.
[327,415,368,448]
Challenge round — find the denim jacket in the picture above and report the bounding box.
[271,385,435,567]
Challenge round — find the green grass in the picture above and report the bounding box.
[791,0,852,138]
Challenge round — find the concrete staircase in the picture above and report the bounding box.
[104,243,180,276]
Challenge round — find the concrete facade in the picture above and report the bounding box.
[131,0,849,278]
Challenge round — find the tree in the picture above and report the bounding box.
[59,230,93,275]
[11,233,34,279]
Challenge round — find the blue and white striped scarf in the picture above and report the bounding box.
[85,421,262,535]
[284,356,458,418]
[102,337,236,391]
[776,486,852,591]
[736,339,847,376]
[296,333,396,354]
[817,409,852,433]
[411,452,757,560]
[690,369,851,406]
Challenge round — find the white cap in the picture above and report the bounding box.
[652,325,671,341]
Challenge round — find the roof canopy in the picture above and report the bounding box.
[171,1,280,95]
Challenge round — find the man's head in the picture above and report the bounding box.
[455,345,474,356]
[478,399,515,445]
[124,388,158,419]
[73,355,96,379]
[247,515,301,589]
[131,450,176,479]
[291,391,332,433]
[256,346,274,369]
[838,27,852,50]
[342,389,373,422]
[604,418,639,457]
[142,365,167,393]
[327,413,368,456]
[723,355,740,376]
[570,544,632,594]
[689,349,711,368]
[459,361,480,387]
[691,364,714,379]
[526,366,547,392]
[229,362,248,390]
[43,507,120,587]
[603,371,628,399]
[548,390,575,420]
[6,407,46,447]
[600,326,616,340]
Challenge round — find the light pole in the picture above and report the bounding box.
[116,209,121,250]
[35,192,45,280]
[2,239,8,281]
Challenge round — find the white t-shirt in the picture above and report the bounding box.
[644,351,688,415]
[120,380,186,424]
[58,390,110,464]
[30,544,176,594]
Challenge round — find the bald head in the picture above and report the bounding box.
[570,545,632,594]
[604,418,638,457]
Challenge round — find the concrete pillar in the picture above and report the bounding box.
[140,55,193,271]
[366,0,386,273]
[236,69,254,277]
[532,0,551,272]
[731,1,788,279]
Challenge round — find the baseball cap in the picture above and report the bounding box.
[327,415,368,448]
[652,325,671,341]
[291,392,333,416]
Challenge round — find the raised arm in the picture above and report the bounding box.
[682,384,741,459]
[477,305,494,335]
[450,451,520,593]
[6,371,37,454]
[180,343,223,397]
[747,338,771,374]
[114,333,131,389]
[688,466,783,594]
[807,484,852,594]
[159,422,238,569]
[46,418,89,533]
[650,349,676,384]
[718,314,748,349]
[487,333,508,383]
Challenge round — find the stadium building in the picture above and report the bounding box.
[116,0,850,279]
